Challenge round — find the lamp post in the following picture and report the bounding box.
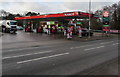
[88,0,91,38]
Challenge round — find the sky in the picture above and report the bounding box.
[0,0,119,15]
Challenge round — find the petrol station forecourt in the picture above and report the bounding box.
[15,11,96,39]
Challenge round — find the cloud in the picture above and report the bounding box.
[0,2,71,14]
[0,0,119,2]
[0,2,117,14]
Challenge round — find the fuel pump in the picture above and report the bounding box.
[25,21,33,32]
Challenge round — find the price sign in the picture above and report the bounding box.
[103,27,110,31]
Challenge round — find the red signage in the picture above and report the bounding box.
[103,11,109,17]
[15,11,93,20]
[103,27,110,31]
[80,12,93,17]
[64,12,79,16]
[15,12,79,20]
[110,30,120,33]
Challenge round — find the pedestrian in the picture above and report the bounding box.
[78,26,82,38]
[44,25,48,34]
[67,25,72,39]
[38,26,43,33]
[63,26,67,36]
[52,26,56,34]
[69,26,73,38]
[71,25,74,35]
[48,25,51,35]
[26,25,30,32]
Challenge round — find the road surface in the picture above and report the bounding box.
[2,37,119,75]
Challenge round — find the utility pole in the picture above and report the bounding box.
[88,0,91,38]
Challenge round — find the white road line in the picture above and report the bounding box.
[70,40,113,49]
[70,45,94,49]
[17,52,69,64]
[7,47,40,51]
[2,51,52,60]
[100,41,114,44]
[112,43,119,45]
[84,46,105,51]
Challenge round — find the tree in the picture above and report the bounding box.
[6,14,15,20]
[94,2,120,30]
[110,3,120,30]
[15,14,22,17]
[0,10,10,20]
[25,12,40,16]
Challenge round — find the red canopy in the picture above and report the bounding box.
[15,11,94,20]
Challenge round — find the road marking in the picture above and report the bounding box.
[70,45,95,49]
[112,43,119,45]
[6,47,40,52]
[84,46,105,51]
[3,51,52,60]
[100,41,114,44]
[70,40,111,49]
[17,52,69,64]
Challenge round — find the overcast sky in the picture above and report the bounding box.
[0,0,118,14]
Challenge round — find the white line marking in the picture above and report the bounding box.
[3,51,52,60]
[100,41,114,44]
[112,43,119,45]
[84,46,105,51]
[7,47,40,51]
[17,52,69,64]
[70,45,94,49]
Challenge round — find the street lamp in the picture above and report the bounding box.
[88,0,91,38]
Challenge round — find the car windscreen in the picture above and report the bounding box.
[10,22,17,25]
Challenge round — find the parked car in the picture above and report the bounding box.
[76,28,93,36]
[81,28,93,36]
[17,26,24,30]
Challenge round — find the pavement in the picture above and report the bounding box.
[76,57,118,75]
[1,31,119,76]
[1,31,119,49]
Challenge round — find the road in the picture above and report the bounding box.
[2,37,119,75]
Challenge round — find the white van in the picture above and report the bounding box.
[0,20,17,33]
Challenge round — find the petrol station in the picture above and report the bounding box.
[15,11,96,38]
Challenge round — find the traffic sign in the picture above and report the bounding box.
[102,11,110,29]
[103,11,109,17]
